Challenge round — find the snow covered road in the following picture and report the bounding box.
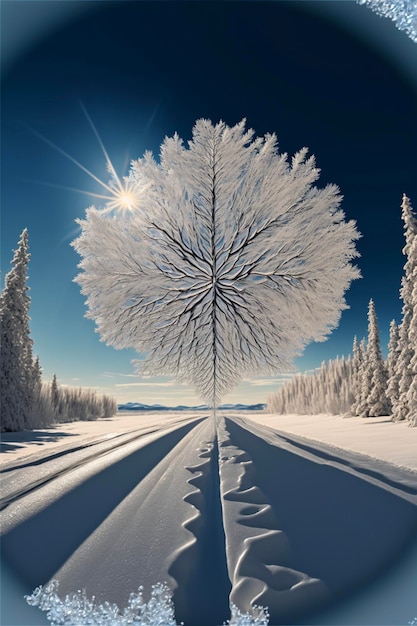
[1,414,417,625]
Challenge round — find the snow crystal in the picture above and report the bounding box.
[25,580,180,626]
[357,0,417,42]
[224,604,269,626]
[25,580,270,626]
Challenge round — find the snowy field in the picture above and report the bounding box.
[1,411,417,625]
[2,410,416,471]
[0,411,198,467]
[247,412,417,472]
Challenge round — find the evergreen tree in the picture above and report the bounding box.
[392,195,417,422]
[386,319,401,412]
[355,338,371,417]
[0,229,33,431]
[405,236,417,426]
[26,355,43,428]
[51,373,58,406]
[366,299,390,416]
[32,355,42,390]
[350,336,365,415]
[358,299,390,417]
[0,229,118,430]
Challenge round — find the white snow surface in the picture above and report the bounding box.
[1,410,416,471]
[247,412,417,472]
[0,411,198,466]
[1,411,417,626]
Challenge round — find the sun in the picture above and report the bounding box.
[30,102,144,216]
[105,181,141,214]
[119,192,135,209]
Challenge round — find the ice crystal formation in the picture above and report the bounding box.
[73,119,360,406]
[357,0,417,42]
[25,580,270,626]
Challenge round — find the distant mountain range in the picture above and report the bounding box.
[118,402,266,412]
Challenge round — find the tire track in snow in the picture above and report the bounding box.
[239,415,417,502]
[217,416,328,624]
[223,416,417,622]
[273,431,417,499]
[0,415,203,510]
[8,417,230,624]
[0,426,175,511]
[1,418,204,587]
[0,427,155,473]
[168,423,231,626]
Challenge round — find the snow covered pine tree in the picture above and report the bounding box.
[0,229,35,431]
[391,194,417,424]
[357,299,390,417]
[386,319,401,413]
[405,236,417,426]
[73,119,360,409]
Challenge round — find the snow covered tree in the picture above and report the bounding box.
[0,229,34,431]
[0,229,117,430]
[392,194,417,423]
[353,340,371,417]
[26,355,43,429]
[386,319,401,411]
[366,300,390,416]
[350,336,364,415]
[405,236,417,425]
[32,355,42,392]
[356,299,390,417]
[267,355,355,415]
[350,338,367,416]
[73,119,360,408]
[51,373,59,410]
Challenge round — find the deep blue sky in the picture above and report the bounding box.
[2,1,417,405]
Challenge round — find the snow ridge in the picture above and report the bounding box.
[168,438,213,584]
[167,422,231,626]
[217,417,328,623]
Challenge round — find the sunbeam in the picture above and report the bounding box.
[27,106,143,215]
[23,179,114,201]
[78,101,125,196]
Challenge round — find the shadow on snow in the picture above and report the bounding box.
[224,417,417,624]
[1,420,202,588]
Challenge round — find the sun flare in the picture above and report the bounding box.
[31,103,144,216]
[105,182,141,214]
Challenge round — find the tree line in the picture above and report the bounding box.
[268,195,417,427]
[0,229,117,432]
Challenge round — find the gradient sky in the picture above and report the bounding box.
[2,0,417,406]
